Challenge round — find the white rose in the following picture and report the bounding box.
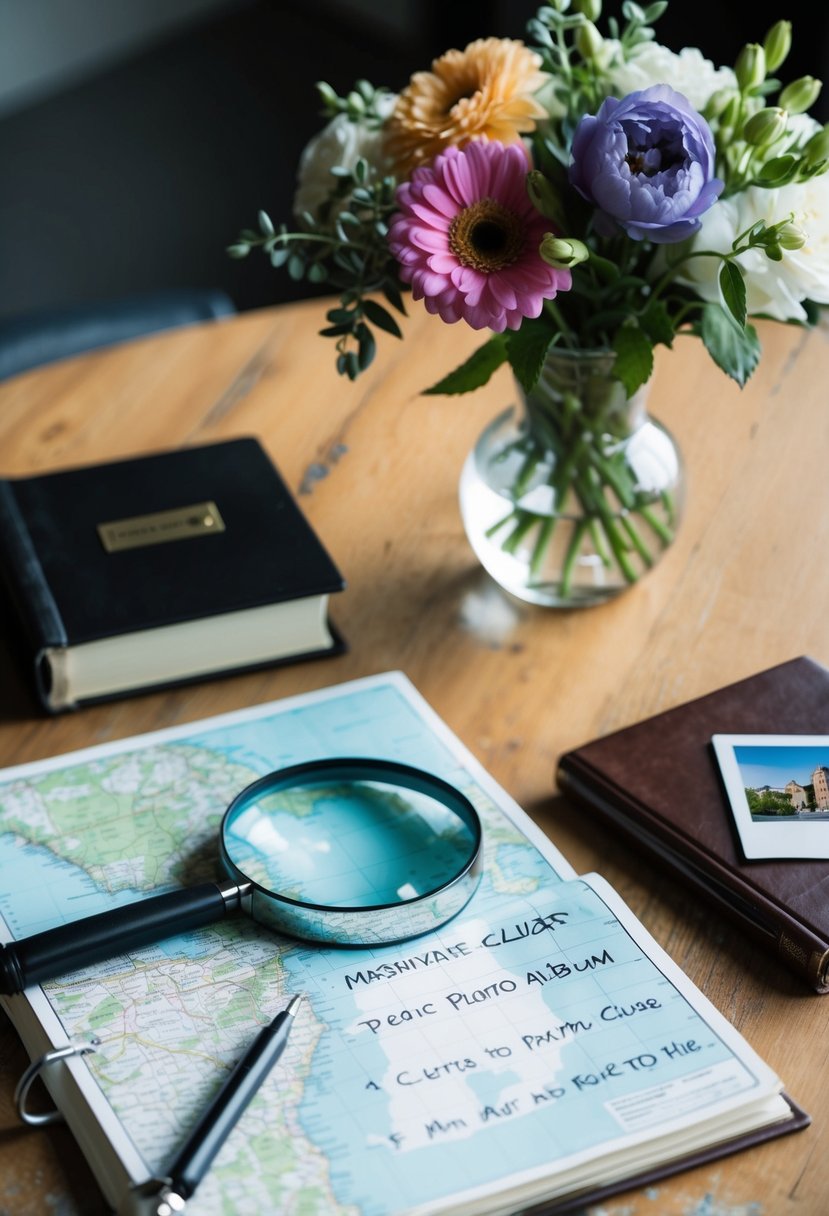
[293,95,396,222]
[780,111,821,153]
[680,172,829,322]
[608,43,736,111]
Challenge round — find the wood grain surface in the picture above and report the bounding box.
[0,299,827,1216]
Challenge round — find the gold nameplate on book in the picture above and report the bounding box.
[97,502,225,553]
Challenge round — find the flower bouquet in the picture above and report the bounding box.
[230,1,828,606]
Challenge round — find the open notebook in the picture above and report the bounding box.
[0,673,807,1215]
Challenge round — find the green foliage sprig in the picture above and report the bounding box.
[229,150,407,379]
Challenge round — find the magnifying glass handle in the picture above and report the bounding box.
[0,881,247,996]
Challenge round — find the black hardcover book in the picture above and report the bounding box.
[0,437,345,711]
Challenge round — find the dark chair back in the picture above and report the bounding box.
[0,289,236,381]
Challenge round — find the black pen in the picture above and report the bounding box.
[155,994,305,1215]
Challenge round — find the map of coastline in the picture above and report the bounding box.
[0,679,771,1216]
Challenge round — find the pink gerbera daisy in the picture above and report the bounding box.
[387,141,571,332]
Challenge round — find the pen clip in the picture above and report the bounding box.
[15,1037,100,1126]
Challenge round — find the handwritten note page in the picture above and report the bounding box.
[284,874,781,1215]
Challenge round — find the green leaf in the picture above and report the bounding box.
[719,261,747,328]
[258,210,274,236]
[642,1,668,20]
[622,1,647,23]
[612,325,654,396]
[422,335,508,395]
[756,154,797,186]
[699,304,761,386]
[802,299,822,326]
[363,298,402,337]
[639,298,674,347]
[587,254,621,284]
[226,243,250,259]
[504,317,556,394]
[307,262,328,283]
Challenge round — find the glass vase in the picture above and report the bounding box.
[459,348,684,607]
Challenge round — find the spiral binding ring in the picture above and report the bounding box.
[14,1038,100,1126]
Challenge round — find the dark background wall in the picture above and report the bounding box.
[0,0,826,321]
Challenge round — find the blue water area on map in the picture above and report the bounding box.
[193,686,460,785]
[0,833,139,937]
[0,835,223,965]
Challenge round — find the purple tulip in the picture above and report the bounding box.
[569,85,723,243]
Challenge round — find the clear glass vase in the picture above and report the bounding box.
[459,348,684,607]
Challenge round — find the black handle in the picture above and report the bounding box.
[0,882,234,995]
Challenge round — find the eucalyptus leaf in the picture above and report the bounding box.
[327,306,354,323]
[356,322,376,370]
[382,280,408,315]
[363,299,403,337]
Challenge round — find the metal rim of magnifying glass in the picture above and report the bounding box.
[218,758,483,947]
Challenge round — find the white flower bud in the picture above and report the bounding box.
[779,77,822,117]
[540,235,590,269]
[763,20,792,73]
[575,20,604,62]
[743,107,787,147]
[735,43,766,92]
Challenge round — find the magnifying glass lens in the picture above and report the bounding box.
[223,778,477,908]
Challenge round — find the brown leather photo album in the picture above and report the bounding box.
[557,655,829,992]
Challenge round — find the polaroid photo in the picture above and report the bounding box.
[712,734,829,860]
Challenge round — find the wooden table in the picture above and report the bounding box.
[0,298,827,1215]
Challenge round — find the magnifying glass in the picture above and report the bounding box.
[0,759,483,996]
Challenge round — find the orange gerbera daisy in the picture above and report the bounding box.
[385,38,550,177]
